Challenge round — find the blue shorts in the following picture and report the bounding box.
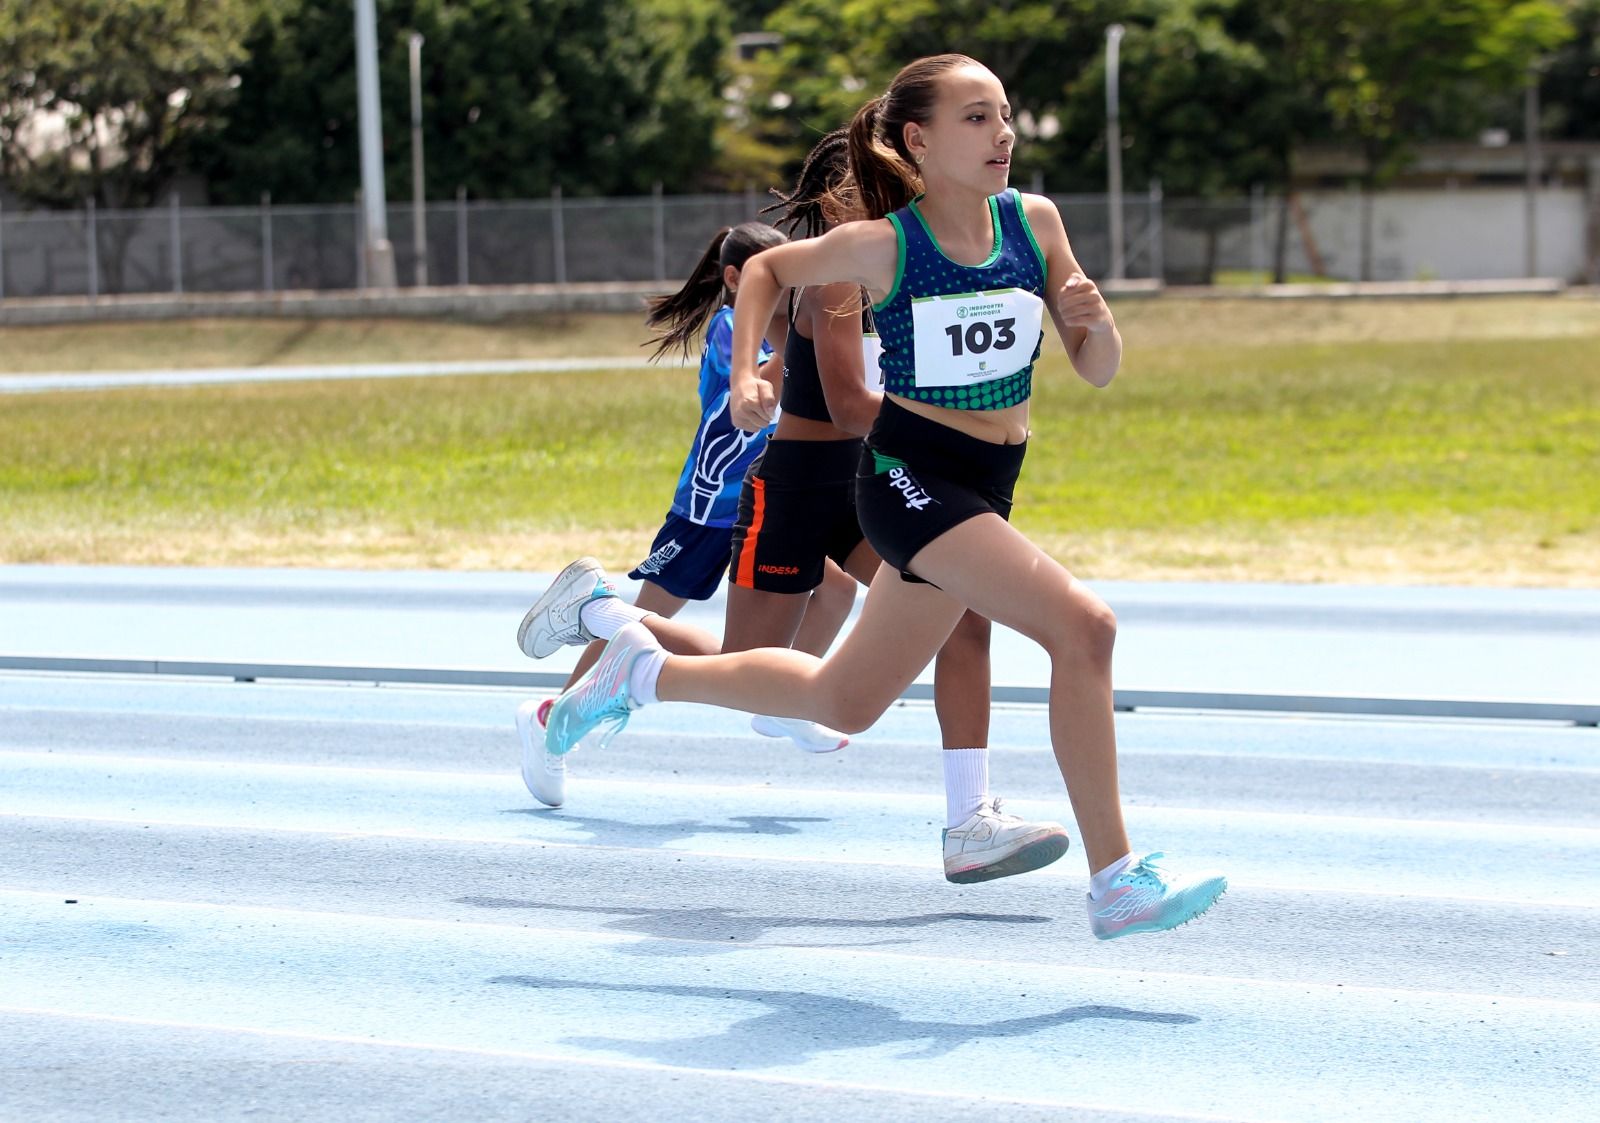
[628,513,734,601]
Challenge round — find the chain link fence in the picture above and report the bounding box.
[0,186,1590,301]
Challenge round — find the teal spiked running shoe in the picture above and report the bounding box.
[1087,853,1227,940]
[517,556,618,659]
[543,621,657,756]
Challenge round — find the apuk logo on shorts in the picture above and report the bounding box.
[887,466,936,511]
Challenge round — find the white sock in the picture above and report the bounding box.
[579,596,649,640]
[627,644,669,707]
[942,747,989,828]
[1089,852,1136,900]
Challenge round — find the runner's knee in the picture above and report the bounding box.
[820,690,892,735]
[1045,588,1117,669]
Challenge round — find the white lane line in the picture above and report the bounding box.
[4,813,1597,912]
[6,748,1599,838]
[4,887,1596,1011]
[0,356,687,394]
[0,1005,1271,1123]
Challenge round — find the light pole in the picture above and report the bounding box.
[1524,63,1541,278]
[409,31,428,287]
[354,0,396,289]
[1105,24,1126,281]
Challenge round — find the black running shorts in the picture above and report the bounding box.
[728,438,866,594]
[854,398,1027,584]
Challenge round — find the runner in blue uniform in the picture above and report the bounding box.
[539,56,1228,940]
[515,222,855,804]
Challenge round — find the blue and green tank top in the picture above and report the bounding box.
[871,188,1047,411]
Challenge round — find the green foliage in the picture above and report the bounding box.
[1540,0,1600,139]
[0,0,262,207]
[1327,0,1569,178]
[195,0,730,203]
[744,0,1105,185]
[1049,0,1286,195]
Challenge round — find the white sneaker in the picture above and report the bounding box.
[942,798,1071,884]
[750,714,848,753]
[517,556,617,659]
[516,699,566,807]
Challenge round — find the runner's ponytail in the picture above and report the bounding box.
[645,222,787,361]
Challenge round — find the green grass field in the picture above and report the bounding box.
[2,295,1596,585]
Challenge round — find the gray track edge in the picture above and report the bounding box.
[2,654,1595,726]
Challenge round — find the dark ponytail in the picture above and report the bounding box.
[644,221,787,361]
[849,54,984,220]
[763,128,857,238]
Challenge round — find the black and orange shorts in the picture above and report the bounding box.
[728,438,866,594]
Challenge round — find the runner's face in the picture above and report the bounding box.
[909,66,1014,193]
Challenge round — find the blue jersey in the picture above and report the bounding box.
[668,305,775,527]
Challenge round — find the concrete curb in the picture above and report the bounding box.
[3,655,1595,726]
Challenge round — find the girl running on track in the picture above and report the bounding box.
[523,129,1072,886]
[515,222,857,805]
[537,55,1228,940]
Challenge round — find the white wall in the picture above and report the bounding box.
[1294,188,1589,282]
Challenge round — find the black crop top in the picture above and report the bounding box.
[779,292,874,424]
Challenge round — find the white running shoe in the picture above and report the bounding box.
[942,798,1071,884]
[517,556,617,659]
[749,714,849,753]
[516,699,565,807]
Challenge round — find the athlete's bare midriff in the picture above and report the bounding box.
[889,395,1030,446]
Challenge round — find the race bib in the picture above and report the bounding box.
[862,332,885,392]
[910,288,1044,389]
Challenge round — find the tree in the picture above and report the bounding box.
[744,0,1108,186]
[196,0,730,204]
[1059,2,1288,281]
[1539,0,1600,140]
[0,0,260,208]
[1264,0,1572,278]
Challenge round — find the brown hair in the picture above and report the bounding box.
[847,53,983,220]
[644,221,787,361]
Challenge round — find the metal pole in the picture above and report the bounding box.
[1105,24,1126,281]
[354,0,396,288]
[1251,183,1266,281]
[408,31,428,287]
[261,191,274,293]
[652,181,666,281]
[170,192,183,294]
[1149,179,1164,283]
[456,186,468,286]
[1524,68,1541,278]
[87,197,99,301]
[0,198,6,302]
[355,191,366,291]
[551,185,566,284]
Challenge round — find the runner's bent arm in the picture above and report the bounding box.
[1022,194,1122,388]
[809,283,881,436]
[730,221,899,431]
